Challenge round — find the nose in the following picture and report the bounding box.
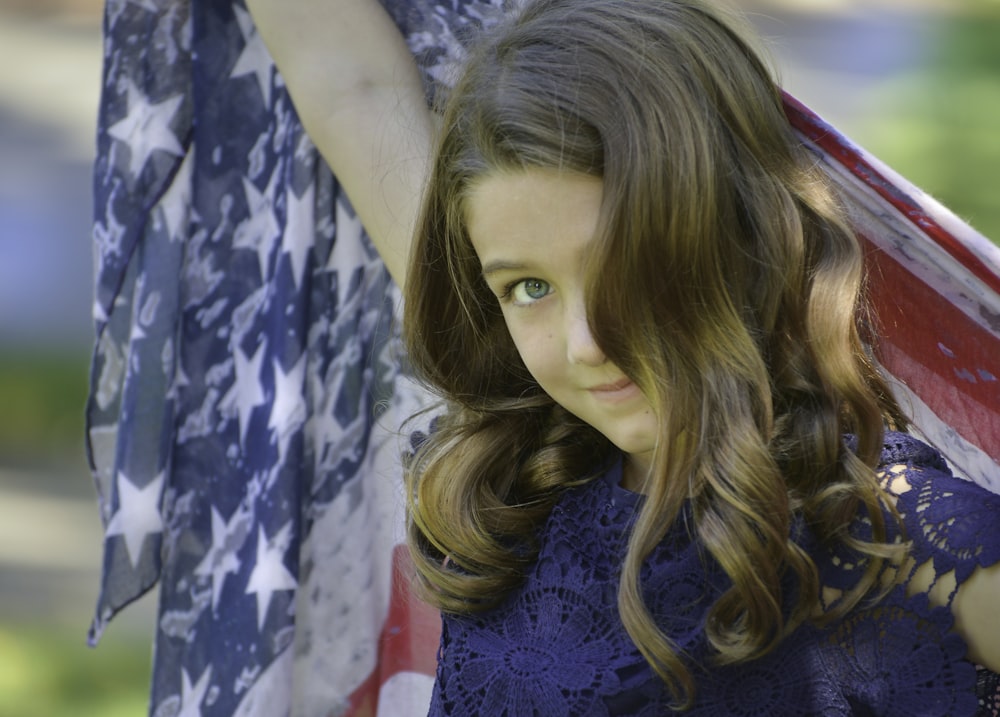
[566,300,607,367]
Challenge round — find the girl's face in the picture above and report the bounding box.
[466,168,658,485]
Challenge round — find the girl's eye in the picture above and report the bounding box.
[507,278,552,305]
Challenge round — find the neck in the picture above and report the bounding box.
[621,453,651,493]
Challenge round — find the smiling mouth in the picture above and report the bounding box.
[589,377,636,394]
[588,378,643,406]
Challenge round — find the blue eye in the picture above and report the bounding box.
[509,278,551,305]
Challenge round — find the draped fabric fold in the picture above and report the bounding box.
[87,1,504,714]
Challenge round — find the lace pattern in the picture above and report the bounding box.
[979,666,1000,715]
[427,433,1000,715]
[888,463,1000,593]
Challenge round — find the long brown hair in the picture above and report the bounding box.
[403,0,907,705]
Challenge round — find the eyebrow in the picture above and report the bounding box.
[481,260,530,278]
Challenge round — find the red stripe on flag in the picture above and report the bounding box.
[345,545,441,715]
[866,240,1000,465]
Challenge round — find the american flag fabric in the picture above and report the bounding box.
[86,1,1000,716]
[784,95,1000,495]
[86,0,505,715]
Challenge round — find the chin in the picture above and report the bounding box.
[608,434,656,462]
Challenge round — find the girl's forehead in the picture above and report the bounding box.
[464,169,605,265]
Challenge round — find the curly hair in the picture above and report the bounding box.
[403,0,908,705]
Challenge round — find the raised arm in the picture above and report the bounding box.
[245,0,435,288]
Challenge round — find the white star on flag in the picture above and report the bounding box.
[176,666,212,717]
[231,5,274,107]
[268,354,307,464]
[194,507,245,612]
[105,471,165,569]
[233,174,281,280]
[245,523,297,630]
[329,201,366,308]
[107,80,185,178]
[281,182,316,289]
[219,340,268,446]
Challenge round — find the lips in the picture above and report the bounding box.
[589,377,635,393]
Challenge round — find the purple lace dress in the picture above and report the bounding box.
[428,433,1000,715]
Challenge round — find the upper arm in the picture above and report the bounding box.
[882,462,1000,672]
[950,560,1000,670]
[245,0,436,288]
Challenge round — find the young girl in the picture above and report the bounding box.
[396,0,1000,713]
[250,0,1000,712]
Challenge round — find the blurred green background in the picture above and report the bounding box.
[806,1,1000,241]
[0,0,997,715]
[1,1,154,715]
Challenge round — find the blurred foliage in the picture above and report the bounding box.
[0,624,149,717]
[0,351,89,465]
[859,11,1000,245]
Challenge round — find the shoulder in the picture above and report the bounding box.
[876,431,1000,673]
[876,431,1000,578]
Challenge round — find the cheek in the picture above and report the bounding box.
[504,321,558,385]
